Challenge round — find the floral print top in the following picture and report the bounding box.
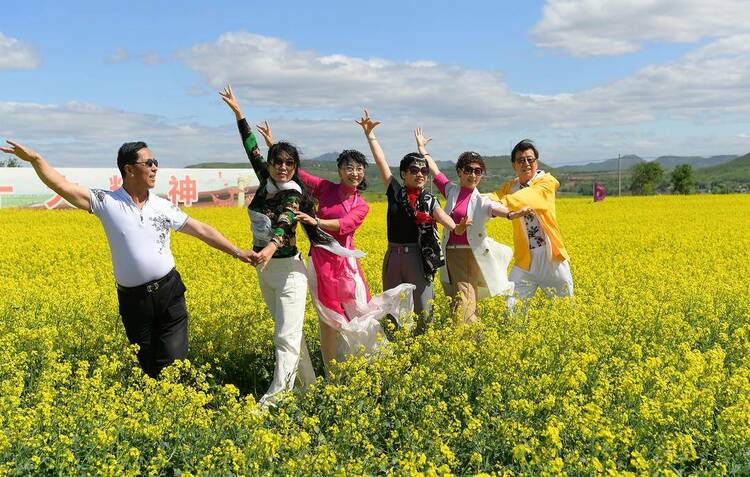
[237,118,301,258]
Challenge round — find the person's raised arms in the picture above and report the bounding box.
[256,121,274,148]
[414,128,441,177]
[219,84,245,121]
[1,140,91,211]
[355,109,390,185]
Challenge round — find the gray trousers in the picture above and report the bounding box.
[382,243,434,334]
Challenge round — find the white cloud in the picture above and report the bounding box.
[177,32,528,124]
[0,101,242,167]
[0,32,39,70]
[106,47,131,64]
[141,52,164,65]
[532,0,750,57]
[106,48,164,65]
[5,27,750,167]
[177,31,750,135]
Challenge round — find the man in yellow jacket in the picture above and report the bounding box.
[489,139,573,311]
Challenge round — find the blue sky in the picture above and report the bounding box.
[2,0,750,166]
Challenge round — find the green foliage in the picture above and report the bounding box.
[671,164,695,194]
[630,162,665,195]
[0,156,21,167]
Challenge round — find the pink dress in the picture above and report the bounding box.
[298,169,371,320]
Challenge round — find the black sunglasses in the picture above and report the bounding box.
[132,159,158,168]
[271,158,296,168]
[462,166,483,176]
[408,166,429,176]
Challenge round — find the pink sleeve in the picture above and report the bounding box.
[433,172,450,197]
[338,200,369,235]
[297,168,325,198]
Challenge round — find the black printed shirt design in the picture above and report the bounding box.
[92,189,107,204]
[524,214,547,249]
[150,214,172,253]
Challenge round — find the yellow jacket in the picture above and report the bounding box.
[489,172,569,270]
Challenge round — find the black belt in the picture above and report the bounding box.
[116,268,176,294]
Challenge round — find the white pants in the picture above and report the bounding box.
[256,255,315,405]
[506,246,574,311]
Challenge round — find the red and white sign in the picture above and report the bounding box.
[0,168,259,209]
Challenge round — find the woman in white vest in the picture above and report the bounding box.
[414,129,530,324]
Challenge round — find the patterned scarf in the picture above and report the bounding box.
[398,186,444,280]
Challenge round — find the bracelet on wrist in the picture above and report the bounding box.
[315,217,321,227]
[232,247,241,258]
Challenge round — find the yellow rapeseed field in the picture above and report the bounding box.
[1,194,749,475]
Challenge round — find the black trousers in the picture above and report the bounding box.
[116,269,189,378]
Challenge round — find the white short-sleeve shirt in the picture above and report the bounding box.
[90,187,189,287]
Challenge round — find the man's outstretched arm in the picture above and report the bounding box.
[179,218,256,264]
[1,140,91,211]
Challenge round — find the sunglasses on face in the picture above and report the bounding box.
[462,166,483,176]
[515,157,537,165]
[132,159,159,168]
[271,158,296,168]
[408,166,429,176]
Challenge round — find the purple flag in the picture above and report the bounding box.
[593,182,606,202]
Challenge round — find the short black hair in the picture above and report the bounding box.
[267,141,300,169]
[511,139,538,163]
[399,152,426,173]
[456,151,485,174]
[337,149,368,191]
[117,141,148,176]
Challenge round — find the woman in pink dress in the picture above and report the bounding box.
[256,123,414,372]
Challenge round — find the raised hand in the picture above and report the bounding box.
[355,108,381,139]
[414,128,432,153]
[256,121,274,148]
[0,140,42,163]
[219,84,244,120]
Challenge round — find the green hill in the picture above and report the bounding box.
[554,155,644,173]
[694,153,750,191]
[654,154,737,170]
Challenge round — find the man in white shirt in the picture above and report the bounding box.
[2,139,255,377]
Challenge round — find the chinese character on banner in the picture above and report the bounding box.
[169,175,198,207]
[593,182,606,202]
[109,175,123,191]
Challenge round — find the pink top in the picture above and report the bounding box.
[434,172,471,245]
[298,168,371,318]
[298,168,369,247]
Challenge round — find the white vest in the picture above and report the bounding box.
[439,182,514,298]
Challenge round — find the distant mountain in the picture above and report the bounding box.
[550,154,739,174]
[654,155,737,170]
[553,155,644,173]
[308,152,339,161]
[694,153,750,182]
